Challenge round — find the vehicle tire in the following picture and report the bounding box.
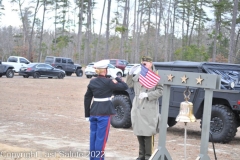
[0,75,2,78]
[6,69,14,78]
[200,104,237,143]
[66,72,72,76]
[33,72,40,79]
[76,69,83,77]
[57,73,64,79]
[117,72,122,78]
[167,117,177,127]
[48,77,53,79]
[86,75,92,79]
[23,75,29,78]
[111,95,132,128]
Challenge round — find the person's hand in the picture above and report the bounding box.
[108,69,117,79]
[85,117,90,121]
[129,65,140,75]
[139,92,148,99]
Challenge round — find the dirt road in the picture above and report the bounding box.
[0,75,240,160]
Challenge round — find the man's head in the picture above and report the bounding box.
[141,56,153,70]
[94,60,109,76]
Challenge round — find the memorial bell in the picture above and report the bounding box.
[176,89,196,123]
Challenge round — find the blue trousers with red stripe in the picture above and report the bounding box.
[89,116,111,160]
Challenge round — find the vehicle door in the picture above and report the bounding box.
[61,58,67,71]
[35,64,47,76]
[107,64,116,76]
[66,59,75,72]
[45,64,57,76]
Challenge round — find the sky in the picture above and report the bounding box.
[0,0,118,33]
[0,0,214,35]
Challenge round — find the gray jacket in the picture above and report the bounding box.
[126,68,163,136]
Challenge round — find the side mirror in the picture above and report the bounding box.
[0,61,1,64]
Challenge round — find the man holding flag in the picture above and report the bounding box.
[126,56,163,160]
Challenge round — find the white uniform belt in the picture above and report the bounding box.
[93,97,111,102]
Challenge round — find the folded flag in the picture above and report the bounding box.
[139,64,160,89]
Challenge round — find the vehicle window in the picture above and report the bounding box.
[88,63,94,67]
[67,59,74,64]
[62,59,67,63]
[8,57,18,63]
[20,58,28,64]
[44,64,53,69]
[45,57,54,63]
[108,64,115,68]
[37,64,45,68]
[55,58,61,63]
[118,61,124,65]
[110,60,116,65]
[123,60,128,65]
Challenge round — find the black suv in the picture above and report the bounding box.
[0,61,15,78]
[111,61,240,143]
[45,56,83,77]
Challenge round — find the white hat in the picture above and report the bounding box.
[94,60,109,68]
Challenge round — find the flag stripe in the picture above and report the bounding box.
[139,65,160,89]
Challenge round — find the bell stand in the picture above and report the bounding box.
[149,70,221,160]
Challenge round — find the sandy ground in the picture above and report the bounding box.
[1,74,240,160]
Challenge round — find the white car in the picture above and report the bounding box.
[85,63,97,78]
[124,63,140,76]
[85,63,123,79]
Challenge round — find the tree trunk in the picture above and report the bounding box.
[38,0,46,62]
[105,0,111,58]
[77,0,84,64]
[228,0,239,63]
[96,0,106,61]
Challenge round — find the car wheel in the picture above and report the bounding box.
[76,69,83,77]
[33,72,40,78]
[117,72,122,78]
[200,104,237,143]
[6,69,14,78]
[111,95,132,128]
[58,73,64,79]
[0,75,2,78]
[48,77,53,79]
[23,75,29,78]
[86,75,92,79]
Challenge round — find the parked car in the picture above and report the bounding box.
[123,63,140,76]
[0,60,15,78]
[45,56,83,77]
[85,62,97,78]
[111,61,240,143]
[108,59,129,71]
[2,56,30,72]
[19,63,65,79]
[85,61,123,79]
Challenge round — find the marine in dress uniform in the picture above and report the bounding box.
[126,56,163,160]
[84,60,128,160]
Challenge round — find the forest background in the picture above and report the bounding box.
[0,0,239,66]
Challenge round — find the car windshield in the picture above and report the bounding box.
[87,63,94,67]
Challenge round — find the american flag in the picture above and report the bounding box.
[139,64,160,89]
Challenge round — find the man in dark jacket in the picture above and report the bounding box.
[84,60,128,160]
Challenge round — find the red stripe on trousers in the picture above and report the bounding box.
[100,116,111,160]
